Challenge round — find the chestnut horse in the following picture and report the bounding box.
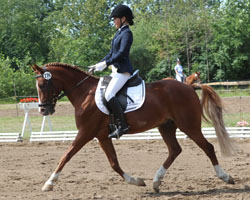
[163,72,201,85]
[32,63,235,193]
[185,72,201,84]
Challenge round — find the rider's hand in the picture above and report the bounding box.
[88,65,96,73]
[94,61,107,72]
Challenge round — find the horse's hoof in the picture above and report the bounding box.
[136,178,146,186]
[228,175,235,184]
[42,184,53,192]
[153,181,161,193]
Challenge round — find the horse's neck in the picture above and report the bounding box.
[186,74,194,84]
[67,77,98,107]
[57,69,98,107]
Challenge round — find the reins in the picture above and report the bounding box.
[57,68,95,100]
[57,74,91,100]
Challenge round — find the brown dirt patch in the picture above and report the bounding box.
[222,96,250,114]
[0,102,74,117]
[0,139,250,199]
[0,97,250,199]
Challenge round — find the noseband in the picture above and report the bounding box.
[35,65,91,108]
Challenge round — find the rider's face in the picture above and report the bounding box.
[113,17,126,29]
[113,17,121,29]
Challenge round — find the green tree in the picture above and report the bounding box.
[211,0,250,81]
[48,0,122,67]
[130,16,160,79]
[0,0,59,65]
[0,55,37,99]
[129,0,169,80]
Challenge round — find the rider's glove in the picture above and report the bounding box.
[94,61,107,72]
[88,65,96,73]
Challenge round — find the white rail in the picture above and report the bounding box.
[30,127,250,142]
[0,133,21,142]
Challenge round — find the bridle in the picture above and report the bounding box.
[35,65,92,108]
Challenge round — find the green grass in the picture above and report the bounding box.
[216,89,250,97]
[223,112,250,127]
[0,99,17,104]
[202,112,250,127]
[0,115,76,140]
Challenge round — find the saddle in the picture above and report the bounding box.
[100,70,143,112]
[95,70,146,133]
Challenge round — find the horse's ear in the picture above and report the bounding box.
[31,64,44,74]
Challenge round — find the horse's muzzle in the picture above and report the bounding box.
[39,103,55,116]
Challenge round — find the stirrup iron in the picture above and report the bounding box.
[108,127,129,139]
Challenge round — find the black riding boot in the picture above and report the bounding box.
[108,97,129,139]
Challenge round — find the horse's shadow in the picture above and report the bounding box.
[146,186,250,198]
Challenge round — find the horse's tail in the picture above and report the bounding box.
[192,84,236,156]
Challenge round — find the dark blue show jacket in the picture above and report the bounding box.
[102,25,133,74]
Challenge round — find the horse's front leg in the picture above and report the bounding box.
[98,138,146,187]
[42,132,93,191]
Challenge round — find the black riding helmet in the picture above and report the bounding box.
[110,4,134,25]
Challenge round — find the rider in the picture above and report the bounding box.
[174,58,185,82]
[90,4,134,139]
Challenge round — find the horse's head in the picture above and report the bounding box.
[32,64,63,116]
[195,72,201,83]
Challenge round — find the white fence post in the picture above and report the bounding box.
[19,102,52,139]
[19,103,38,138]
[41,116,52,132]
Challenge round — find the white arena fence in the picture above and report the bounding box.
[0,132,22,143]
[29,127,250,142]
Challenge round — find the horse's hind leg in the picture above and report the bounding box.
[183,128,234,185]
[42,132,93,191]
[98,138,146,186]
[153,120,182,192]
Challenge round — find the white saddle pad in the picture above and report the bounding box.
[95,77,146,115]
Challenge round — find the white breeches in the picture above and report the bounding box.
[176,74,184,82]
[105,72,130,102]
